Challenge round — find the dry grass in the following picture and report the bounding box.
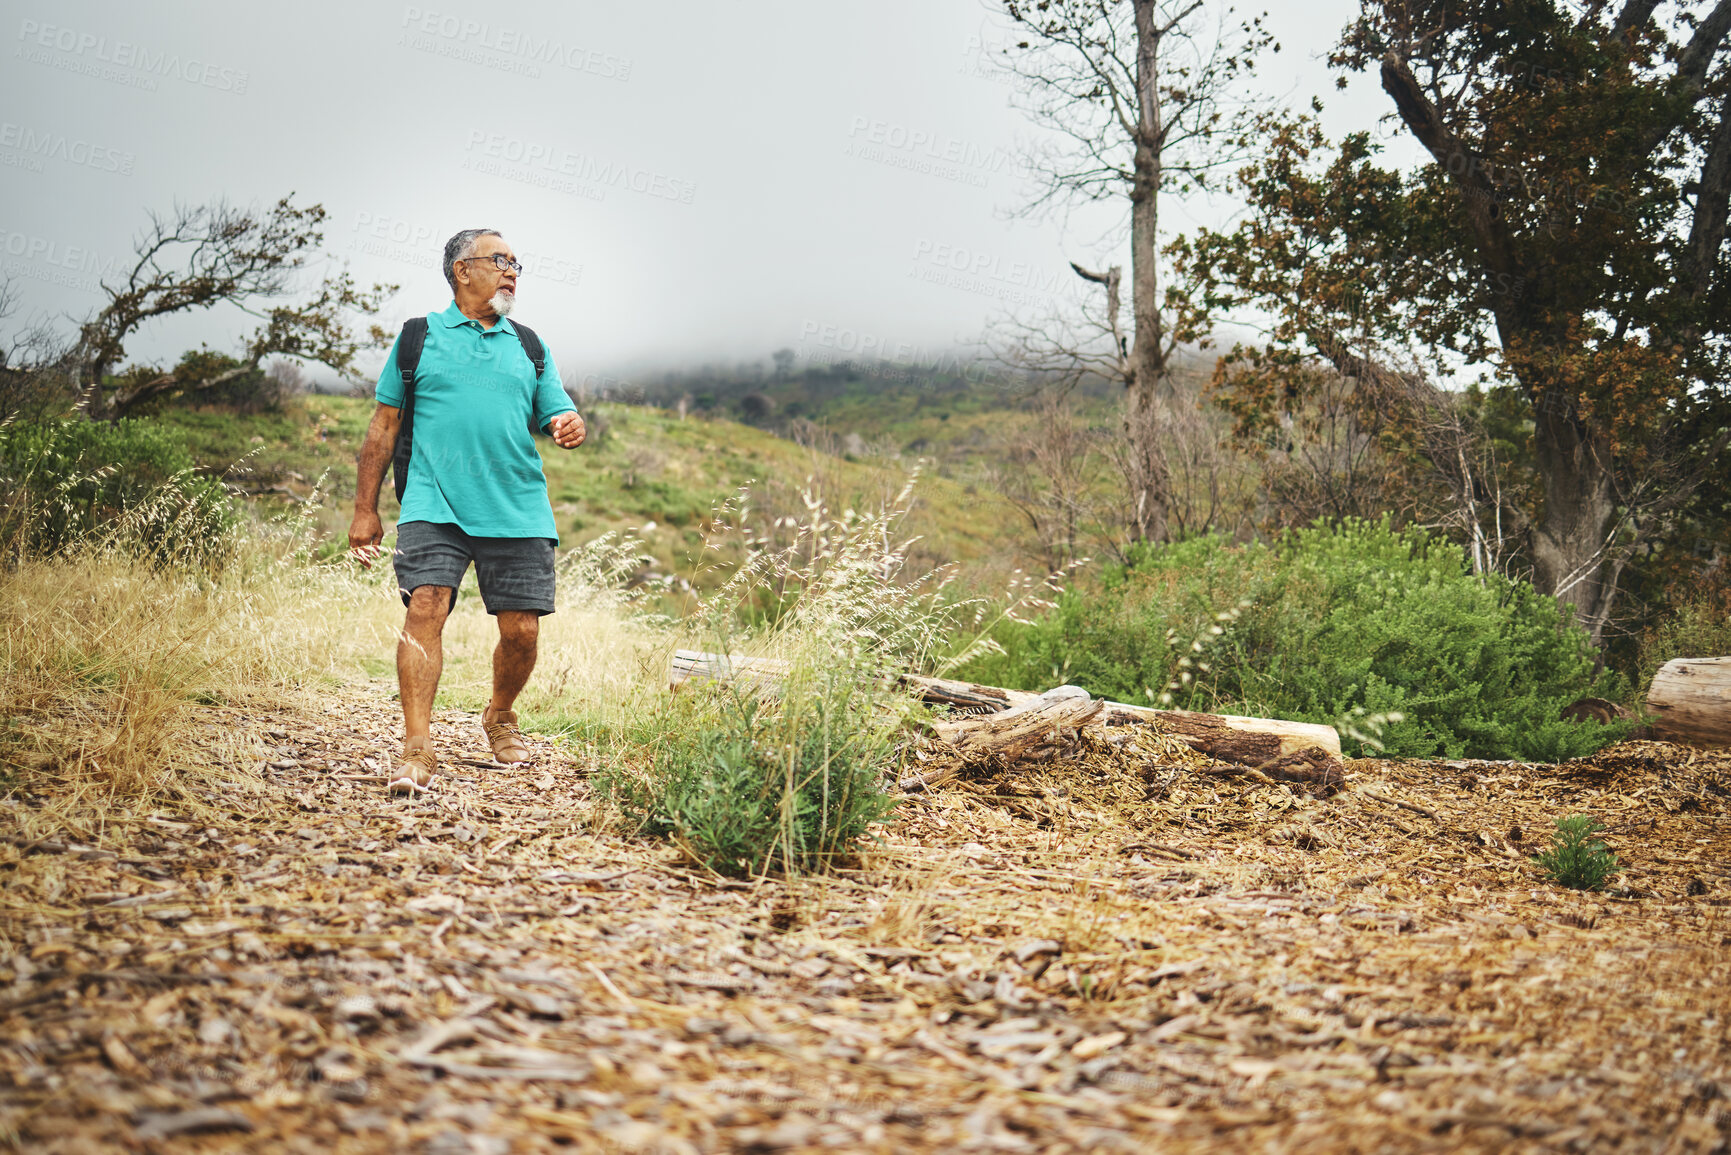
[0,541,386,835]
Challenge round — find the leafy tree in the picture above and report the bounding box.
[1180,1,1731,645]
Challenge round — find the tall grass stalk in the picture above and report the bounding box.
[604,472,1001,875]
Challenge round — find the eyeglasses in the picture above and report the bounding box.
[460,254,524,275]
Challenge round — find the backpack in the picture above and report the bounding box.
[390,315,548,502]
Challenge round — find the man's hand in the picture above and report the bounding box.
[549,411,586,449]
[349,510,385,568]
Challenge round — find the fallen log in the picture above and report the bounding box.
[903,673,1340,758]
[669,650,790,693]
[670,652,1342,765]
[1647,657,1731,748]
[931,685,1103,760]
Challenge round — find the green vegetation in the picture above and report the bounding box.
[1535,816,1621,891]
[960,519,1627,762]
[601,669,897,877]
[1636,574,1731,694]
[0,418,236,570]
[599,485,969,876]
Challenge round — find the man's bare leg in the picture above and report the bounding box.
[399,586,454,747]
[481,611,538,763]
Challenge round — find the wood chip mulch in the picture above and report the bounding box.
[2,684,1729,1153]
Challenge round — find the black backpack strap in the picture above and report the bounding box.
[390,317,430,503]
[398,316,429,390]
[511,321,546,378]
[510,321,552,435]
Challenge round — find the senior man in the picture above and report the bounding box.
[349,228,586,795]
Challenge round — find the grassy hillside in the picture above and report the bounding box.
[627,360,1122,476]
[148,394,1034,599]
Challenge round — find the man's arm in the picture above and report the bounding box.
[531,348,583,448]
[348,402,401,564]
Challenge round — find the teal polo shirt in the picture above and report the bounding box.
[375,301,577,541]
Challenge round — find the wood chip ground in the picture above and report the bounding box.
[2,684,1728,1152]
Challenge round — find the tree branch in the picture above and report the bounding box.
[1607,0,1661,45]
[1676,0,1731,94]
[1680,94,1731,308]
[1379,51,1520,338]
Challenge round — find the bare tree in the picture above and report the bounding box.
[0,280,78,421]
[988,395,1110,570]
[993,0,1274,542]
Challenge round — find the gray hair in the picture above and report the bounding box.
[442,228,502,293]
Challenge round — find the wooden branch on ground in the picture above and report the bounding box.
[1648,657,1731,748]
[903,673,1340,758]
[930,685,1104,761]
[670,652,1343,770]
[669,651,790,694]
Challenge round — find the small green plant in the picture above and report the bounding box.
[603,477,966,876]
[1534,815,1620,890]
[607,668,896,877]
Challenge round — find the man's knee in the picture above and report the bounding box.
[497,611,539,648]
[404,585,454,631]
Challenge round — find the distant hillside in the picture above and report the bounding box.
[149,395,1035,598]
[601,350,1214,478]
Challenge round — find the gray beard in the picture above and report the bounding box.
[488,290,515,317]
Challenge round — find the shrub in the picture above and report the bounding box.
[600,476,972,875]
[604,667,896,876]
[1534,815,1619,890]
[0,418,236,570]
[961,518,1626,761]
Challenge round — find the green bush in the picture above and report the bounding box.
[1635,571,1731,694]
[961,518,1626,761]
[601,666,896,877]
[0,418,236,570]
[1534,815,1619,890]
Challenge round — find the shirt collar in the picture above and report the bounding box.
[435,299,516,336]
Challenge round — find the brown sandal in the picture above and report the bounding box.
[482,709,531,764]
[388,744,438,795]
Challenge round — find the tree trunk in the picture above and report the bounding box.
[1647,657,1731,748]
[1527,392,1620,645]
[1127,0,1172,543]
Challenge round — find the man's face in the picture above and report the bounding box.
[454,234,519,307]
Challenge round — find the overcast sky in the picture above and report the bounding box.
[1,0,1410,390]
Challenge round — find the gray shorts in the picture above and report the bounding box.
[393,521,556,615]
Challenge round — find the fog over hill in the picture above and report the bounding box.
[1,0,1399,391]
